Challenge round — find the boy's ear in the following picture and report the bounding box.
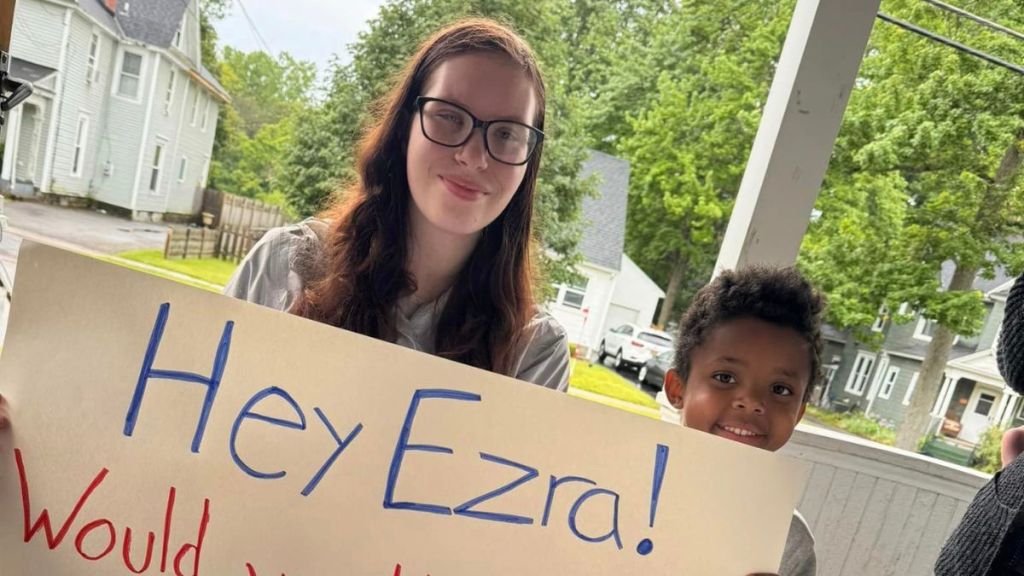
[664,369,686,409]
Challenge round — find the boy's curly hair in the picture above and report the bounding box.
[672,266,825,402]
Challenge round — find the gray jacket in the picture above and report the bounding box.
[224,220,571,391]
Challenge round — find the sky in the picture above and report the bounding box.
[214,0,389,76]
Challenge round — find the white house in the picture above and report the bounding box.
[547,150,665,352]
[2,0,229,221]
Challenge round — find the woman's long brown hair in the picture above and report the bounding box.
[291,18,547,376]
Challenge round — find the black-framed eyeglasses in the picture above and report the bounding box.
[414,96,544,166]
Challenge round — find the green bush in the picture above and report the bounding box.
[805,405,896,446]
[972,425,1006,474]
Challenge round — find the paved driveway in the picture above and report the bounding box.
[0,200,169,345]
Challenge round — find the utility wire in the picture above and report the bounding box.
[876,12,1024,76]
[922,0,1024,43]
[233,0,274,56]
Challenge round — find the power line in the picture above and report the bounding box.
[876,12,1024,77]
[922,0,1024,43]
[233,0,274,56]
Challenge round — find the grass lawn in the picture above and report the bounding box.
[113,250,238,289]
[805,405,896,446]
[569,360,659,410]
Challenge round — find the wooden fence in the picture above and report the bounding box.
[164,227,219,259]
[163,190,285,261]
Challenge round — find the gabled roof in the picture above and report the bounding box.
[947,347,1004,388]
[100,0,188,48]
[577,150,629,272]
[74,0,229,102]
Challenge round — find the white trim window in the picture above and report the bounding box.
[190,89,201,126]
[174,26,184,49]
[148,144,165,194]
[975,393,997,418]
[178,156,188,182]
[903,371,920,406]
[913,316,959,344]
[71,115,90,177]
[556,279,588,310]
[200,97,211,132]
[115,50,145,101]
[871,305,887,332]
[164,70,177,115]
[913,317,937,342]
[878,366,900,400]
[86,32,100,85]
[844,352,876,396]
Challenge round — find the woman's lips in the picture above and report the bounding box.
[441,176,485,201]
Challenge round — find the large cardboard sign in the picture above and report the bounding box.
[0,243,808,575]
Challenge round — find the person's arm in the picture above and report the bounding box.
[512,313,570,391]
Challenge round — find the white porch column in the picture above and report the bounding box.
[2,104,20,181]
[1000,392,1019,427]
[932,375,955,417]
[714,0,881,273]
[994,392,1012,427]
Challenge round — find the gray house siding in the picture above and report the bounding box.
[163,78,218,215]
[94,46,157,210]
[864,356,921,426]
[978,300,1005,351]
[9,0,66,70]
[47,14,115,198]
[10,0,224,218]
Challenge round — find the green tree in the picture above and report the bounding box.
[209,48,316,214]
[799,0,1024,449]
[620,0,795,326]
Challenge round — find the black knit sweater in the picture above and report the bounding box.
[936,274,1024,575]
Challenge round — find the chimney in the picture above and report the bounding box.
[103,0,117,14]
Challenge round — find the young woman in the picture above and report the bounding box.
[224,18,570,390]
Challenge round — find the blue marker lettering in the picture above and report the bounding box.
[453,453,538,525]
[230,386,307,479]
[301,407,364,496]
[383,389,481,515]
[123,303,233,453]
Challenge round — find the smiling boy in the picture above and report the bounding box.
[664,266,823,576]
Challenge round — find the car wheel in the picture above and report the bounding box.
[597,341,607,362]
[615,349,623,369]
[638,366,648,384]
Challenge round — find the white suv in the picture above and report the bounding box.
[596,323,674,370]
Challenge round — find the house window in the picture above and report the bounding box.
[201,98,211,131]
[844,352,875,396]
[71,115,90,177]
[913,316,959,344]
[174,26,183,49]
[190,90,201,125]
[913,317,937,341]
[178,156,188,182]
[148,144,164,193]
[975,393,996,417]
[164,70,177,115]
[558,279,588,310]
[117,51,144,99]
[903,371,919,406]
[86,33,100,84]
[871,305,887,332]
[878,366,900,400]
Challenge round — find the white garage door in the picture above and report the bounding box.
[603,303,640,335]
